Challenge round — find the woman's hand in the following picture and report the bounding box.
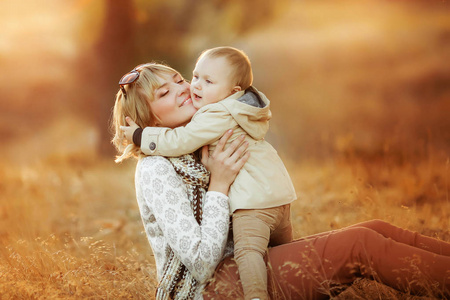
[201,130,250,195]
[120,117,140,142]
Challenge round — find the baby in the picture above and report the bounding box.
[126,47,296,300]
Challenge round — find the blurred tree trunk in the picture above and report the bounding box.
[93,0,136,157]
[80,0,135,156]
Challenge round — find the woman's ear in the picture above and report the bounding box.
[149,113,161,127]
[151,120,161,127]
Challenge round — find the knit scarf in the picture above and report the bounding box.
[156,154,210,300]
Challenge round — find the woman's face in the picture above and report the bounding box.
[149,72,197,128]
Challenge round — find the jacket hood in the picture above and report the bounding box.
[219,86,271,140]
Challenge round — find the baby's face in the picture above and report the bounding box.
[191,55,240,109]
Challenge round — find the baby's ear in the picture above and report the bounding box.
[232,86,242,93]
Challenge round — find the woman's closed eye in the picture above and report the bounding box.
[159,90,169,98]
[177,79,185,84]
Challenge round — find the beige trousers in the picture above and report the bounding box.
[232,204,293,300]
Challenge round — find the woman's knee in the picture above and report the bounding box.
[337,227,380,250]
[369,219,390,227]
[352,219,391,233]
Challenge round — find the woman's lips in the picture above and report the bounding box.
[180,97,192,107]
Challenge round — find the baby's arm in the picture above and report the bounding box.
[126,106,235,157]
[121,117,140,144]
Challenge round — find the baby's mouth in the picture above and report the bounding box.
[193,93,202,101]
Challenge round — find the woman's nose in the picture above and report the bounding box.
[177,84,189,97]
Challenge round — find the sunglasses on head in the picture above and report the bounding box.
[118,64,149,99]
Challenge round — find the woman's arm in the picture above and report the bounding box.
[137,158,229,283]
[136,131,248,283]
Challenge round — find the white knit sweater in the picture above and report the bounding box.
[135,156,233,298]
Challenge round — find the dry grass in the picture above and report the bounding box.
[0,143,448,299]
[287,154,450,299]
[0,157,159,299]
[287,154,450,240]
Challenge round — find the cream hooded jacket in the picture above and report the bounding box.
[141,87,296,212]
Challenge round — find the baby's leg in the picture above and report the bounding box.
[269,204,293,247]
[233,209,275,300]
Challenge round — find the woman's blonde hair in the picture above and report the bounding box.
[199,46,253,90]
[111,63,179,162]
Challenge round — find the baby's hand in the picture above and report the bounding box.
[120,117,140,143]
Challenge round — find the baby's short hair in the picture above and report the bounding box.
[200,46,253,90]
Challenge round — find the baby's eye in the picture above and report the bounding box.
[206,80,212,84]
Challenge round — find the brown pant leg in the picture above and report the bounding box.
[269,227,450,298]
[204,226,450,299]
[347,219,450,256]
[295,219,450,256]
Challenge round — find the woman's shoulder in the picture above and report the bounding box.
[138,155,169,165]
[136,156,175,177]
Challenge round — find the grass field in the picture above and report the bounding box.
[0,141,448,298]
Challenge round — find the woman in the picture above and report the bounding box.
[112,63,450,300]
